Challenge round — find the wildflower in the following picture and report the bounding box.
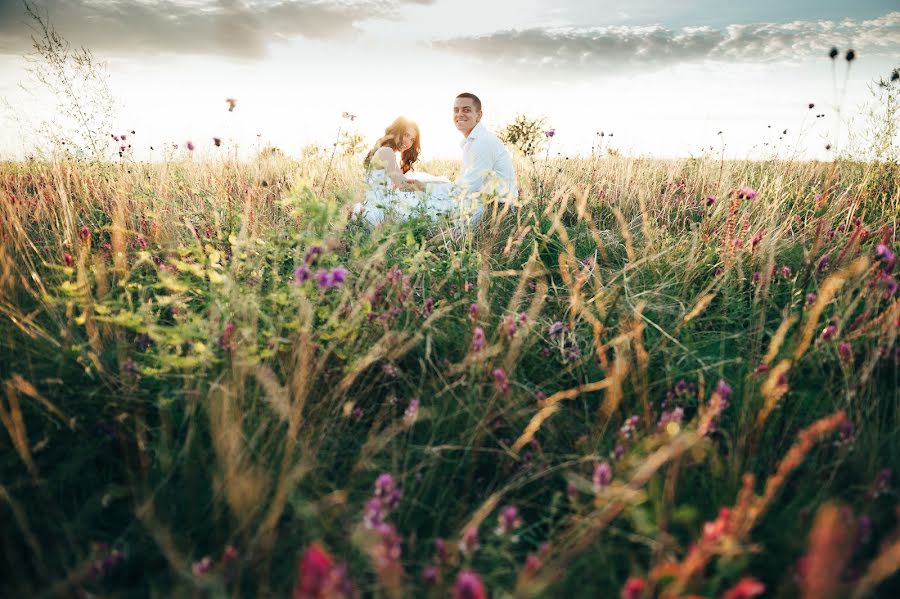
[755,363,770,374]
[329,266,348,286]
[422,565,439,585]
[737,186,757,200]
[294,265,310,284]
[63,252,73,266]
[471,327,486,352]
[315,269,331,288]
[374,473,395,498]
[620,577,647,599]
[423,297,434,315]
[492,367,509,393]
[714,379,732,406]
[382,363,398,376]
[816,254,830,271]
[721,577,765,599]
[459,527,480,556]
[875,244,896,265]
[620,415,640,438]
[809,102,815,109]
[706,195,716,206]
[341,111,357,121]
[226,98,237,112]
[452,569,486,599]
[186,141,195,151]
[295,542,342,599]
[192,556,213,575]
[468,303,478,320]
[434,537,447,562]
[544,128,556,138]
[304,245,322,264]
[838,342,853,364]
[80,226,90,242]
[806,293,817,305]
[714,267,724,277]
[674,379,688,395]
[213,137,222,147]
[502,314,518,337]
[878,272,898,297]
[658,407,684,432]
[820,323,837,342]
[782,265,792,278]
[613,444,625,459]
[548,321,566,339]
[219,323,236,349]
[364,497,384,528]
[751,230,764,250]
[403,399,419,424]
[829,47,839,59]
[518,312,528,325]
[223,545,238,561]
[566,481,578,500]
[845,49,855,62]
[496,505,523,536]
[522,553,542,578]
[593,461,612,491]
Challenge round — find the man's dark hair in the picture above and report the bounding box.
[456,92,482,112]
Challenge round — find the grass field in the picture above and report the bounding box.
[0,151,897,598]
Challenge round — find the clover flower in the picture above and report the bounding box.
[471,327,486,352]
[593,461,612,491]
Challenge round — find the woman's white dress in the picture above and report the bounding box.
[353,157,457,225]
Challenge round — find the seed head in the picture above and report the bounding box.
[845,49,855,62]
[829,47,839,59]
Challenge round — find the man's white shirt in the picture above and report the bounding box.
[456,122,518,201]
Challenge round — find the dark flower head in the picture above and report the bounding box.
[892,70,899,82]
[186,141,195,151]
[808,103,815,109]
[544,128,556,138]
[845,49,855,62]
[213,137,222,147]
[226,98,237,112]
[829,47,839,59]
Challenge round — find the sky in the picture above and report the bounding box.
[0,0,898,161]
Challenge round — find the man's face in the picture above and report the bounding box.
[453,97,482,136]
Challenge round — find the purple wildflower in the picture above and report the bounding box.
[315,269,331,288]
[544,128,556,138]
[468,303,478,320]
[452,569,486,599]
[806,293,817,305]
[593,461,612,491]
[782,265,792,278]
[737,186,757,200]
[838,342,853,364]
[304,245,322,264]
[548,321,566,339]
[192,556,212,575]
[816,254,830,271]
[294,265,310,284]
[874,244,896,264]
[714,379,732,405]
[706,195,716,206]
[471,327,486,352]
[821,323,837,342]
[496,505,522,536]
[186,141,195,151]
[492,368,509,393]
[330,266,348,286]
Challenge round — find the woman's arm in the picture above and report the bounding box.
[373,147,425,191]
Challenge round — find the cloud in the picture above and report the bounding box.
[0,0,436,59]
[432,12,900,73]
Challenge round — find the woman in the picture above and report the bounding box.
[355,117,454,224]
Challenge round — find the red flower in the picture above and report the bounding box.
[721,577,765,599]
[452,569,487,599]
[295,542,337,599]
[620,576,646,599]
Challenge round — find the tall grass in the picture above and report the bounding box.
[0,150,897,597]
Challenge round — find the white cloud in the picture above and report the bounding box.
[0,0,437,59]
[432,11,900,73]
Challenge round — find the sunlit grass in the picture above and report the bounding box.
[0,151,897,597]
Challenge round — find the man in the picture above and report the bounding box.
[453,93,518,215]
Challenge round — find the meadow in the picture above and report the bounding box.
[0,149,897,598]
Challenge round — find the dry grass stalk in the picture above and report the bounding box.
[756,358,792,429]
[761,314,799,365]
[851,535,900,599]
[509,405,560,455]
[802,503,854,599]
[1,381,39,476]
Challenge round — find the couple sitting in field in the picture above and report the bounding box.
[353,92,518,225]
